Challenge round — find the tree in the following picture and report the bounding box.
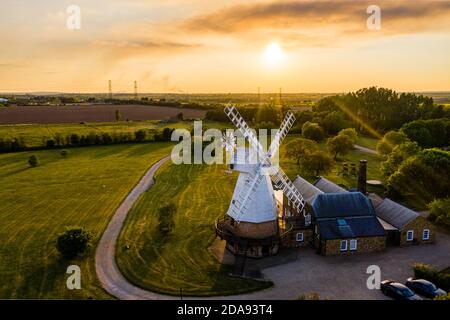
[300,151,334,176]
[158,204,176,235]
[134,129,147,142]
[377,131,409,155]
[338,128,358,144]
[284,138,319,165]
[46,139,56,148]
[381,142,420,176]
[302,122,325,141]
[401,120,433,148]
[56,227,92,259]
[70,134,80,145]
[28,155,39,167]
[326,134,353,160]
[115,110,122,121]
[387,149,450,203]
[321,112,348,135]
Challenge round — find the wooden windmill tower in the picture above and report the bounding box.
[216,105,310,259]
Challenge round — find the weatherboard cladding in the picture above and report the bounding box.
[311,192,375,219]
[375,198,419,230]
[314,177,348,193]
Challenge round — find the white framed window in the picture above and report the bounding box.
[406,230,414,242]
[349,239,358,251]
[296,232,304,242]
[305,214,311,226]
[340,240,348,251]
[423,229,430,241]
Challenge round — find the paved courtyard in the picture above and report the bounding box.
[234,231,450,300]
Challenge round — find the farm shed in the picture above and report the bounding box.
[372,198,434,245]
[311,192,386,256]
[314,177,348,193]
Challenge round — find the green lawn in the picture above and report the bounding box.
[0,142,173,299]
[356,135,379,151]
[116,163,273,296]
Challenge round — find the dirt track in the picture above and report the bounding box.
[0,104,206,124]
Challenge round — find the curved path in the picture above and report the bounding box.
[96,155,177,300]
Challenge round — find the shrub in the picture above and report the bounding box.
[427,198,450,230]
[158,204,176,235]
[381,142,420,176]
[413,263,450,292]
[321,112,348,135]
[302,122,325,142]
[61,149,69,157]
[28,155,39,167]
[56,227,92,259]
[46,139,56,148]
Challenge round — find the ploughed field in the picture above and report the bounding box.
[0,142,173,299]
[116,163,273,296]
[0,104,206,125]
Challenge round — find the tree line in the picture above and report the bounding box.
[0,127,175,153]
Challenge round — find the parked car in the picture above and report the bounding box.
[381,280,423,300]
[405,278,447,299]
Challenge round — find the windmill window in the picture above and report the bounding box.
[423,229,430,241]
[340,240,348,251]
[406,230,414,242]
[296,233,304,242]
[349,239,358,251]
[305,214,311,226]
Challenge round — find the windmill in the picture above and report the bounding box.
[218,105,310,258]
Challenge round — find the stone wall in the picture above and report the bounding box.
[321,236,386,256]
[282,228,314,248]
[400,216,435,245]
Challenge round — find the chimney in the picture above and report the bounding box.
[358,160,367,195]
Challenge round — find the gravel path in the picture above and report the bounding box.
[95,155,177,300]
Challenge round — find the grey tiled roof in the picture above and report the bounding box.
[375,198,419,230]
[293,176,324,205]
[314,177,348,193]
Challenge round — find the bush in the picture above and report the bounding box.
[302,122,325,142]
[427,198,450,230]
[28,155,39,167]
[413,263,450,292]
[56,227,92,259]
[46,139,56,148]
[321,112,348,135]
[61,149,69,157]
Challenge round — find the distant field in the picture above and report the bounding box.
[116,163,272,296]
[0,104,206,125]
[0,142,172,299]
[0,120,230,148]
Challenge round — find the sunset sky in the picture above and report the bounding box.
[1,0,450,93]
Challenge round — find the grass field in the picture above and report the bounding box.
[280,134,385,193]
[0,142,173,299]
[356,135,379,151]
[116,163,273,296]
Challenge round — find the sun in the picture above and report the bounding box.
[263,42,284,65]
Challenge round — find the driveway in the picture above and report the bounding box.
[238,231,450,300]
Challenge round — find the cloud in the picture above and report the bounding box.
[183,0,450,45]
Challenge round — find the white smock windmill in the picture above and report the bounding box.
[223,105,309,242]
